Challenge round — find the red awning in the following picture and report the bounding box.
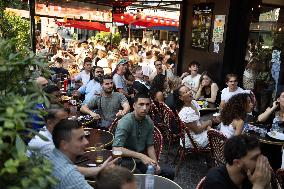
[56,20,110,32]
[113,13,179,28]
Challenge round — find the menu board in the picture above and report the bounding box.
[191,3,213,50]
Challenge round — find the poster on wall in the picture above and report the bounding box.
[191,3,214,50]
[212,15,226,43]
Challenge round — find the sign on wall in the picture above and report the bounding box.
[212,15,226,43]
[191,3,214,50]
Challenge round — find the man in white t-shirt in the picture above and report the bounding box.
[181,61,201,95]
[220,74,250,109]
[74,57,92,86]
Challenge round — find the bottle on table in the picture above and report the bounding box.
[272,115,281,132]
[145,164,155,189]
[203,99,208,108]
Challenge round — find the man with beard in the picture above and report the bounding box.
[203,135,272,189]
[80,75,130,128]
[112,93,174,180]
[75,66,104,103]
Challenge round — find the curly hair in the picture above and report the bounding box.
[220,93,250,125]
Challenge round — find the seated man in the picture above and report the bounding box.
[74,57,92,86]
[31,85,62,131]
[203,135,272,189]
[28,108,68,156]
[112,93,174,180]
[75,66,103,104]
[48,119,115,189]
[50,57,69,76]
[95,166,136,189]
[80,75,130,128]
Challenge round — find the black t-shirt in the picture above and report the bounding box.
[203,165,252,189]
[132,80,149,95]
[50,67,69,76]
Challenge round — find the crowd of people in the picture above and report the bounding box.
[27,32,284,189]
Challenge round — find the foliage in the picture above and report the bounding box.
[90,31,122,47]
[0,39,56,188]
[0,10,30,52]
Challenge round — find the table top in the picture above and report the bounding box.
[85,128,114,150]
[134,174,182,189]
[75,150,136,173]
[246,124,284,146]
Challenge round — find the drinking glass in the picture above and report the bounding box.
[94,143,104,165]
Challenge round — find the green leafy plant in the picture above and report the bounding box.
[0,39,56,188]
[90,31,121,47]
[0,10,30,52]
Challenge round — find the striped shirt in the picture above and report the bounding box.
[48,148,92,189]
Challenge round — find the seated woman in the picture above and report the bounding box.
[173,85,212,148]
[258,91,284,125]
[195,71,219,103]
[220,93,253,138]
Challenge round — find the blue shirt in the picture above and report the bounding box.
[78,79,102,104]
[48,148,92,189]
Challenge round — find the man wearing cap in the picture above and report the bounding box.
[113,59,132,99]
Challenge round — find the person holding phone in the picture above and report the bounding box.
[257,91,284,124]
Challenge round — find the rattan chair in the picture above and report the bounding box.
[174,117,211,176]
[108,117,120,134]
[207,129,228,167]
[153,126,163,162]
[276,168,284,188]
[196,177,206,189]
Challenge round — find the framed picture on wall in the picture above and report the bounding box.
[191,3,214,50]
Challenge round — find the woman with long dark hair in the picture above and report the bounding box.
[195,71,219,103]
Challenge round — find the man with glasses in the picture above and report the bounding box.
[112,93,174,180]
[75,66,104,104]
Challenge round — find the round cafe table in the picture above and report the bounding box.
[246,126,284,170]
[134,174,182,189]
[84,128,114,150]
[75,150,136,173]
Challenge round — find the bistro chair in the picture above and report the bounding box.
[195,176,206,189]
[276,168,284,188]
[108,117,120,134]
[149,100,164,127]
[153,126,163,162]
[174,117,211,176]
[207,129,228,167]
[158,102,180,160]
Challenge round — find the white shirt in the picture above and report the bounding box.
[27,127,54,156]
[178,100,208,148]
[221,87,250,103]
[182,74,201,92]
[220,123,234,138]
[75,70,90,85]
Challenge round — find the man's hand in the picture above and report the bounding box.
[116,110,124,118]
[140,154,156,166]
[90,112,101,119]
[247,155,271,188]
[155,163,161,174]
[100,156,119,169]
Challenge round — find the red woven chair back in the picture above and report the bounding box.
[195,177,206,189]
[207,129,227,166]
[153,126,163,162]
[276,168,284,188]
[108,117,120,134]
